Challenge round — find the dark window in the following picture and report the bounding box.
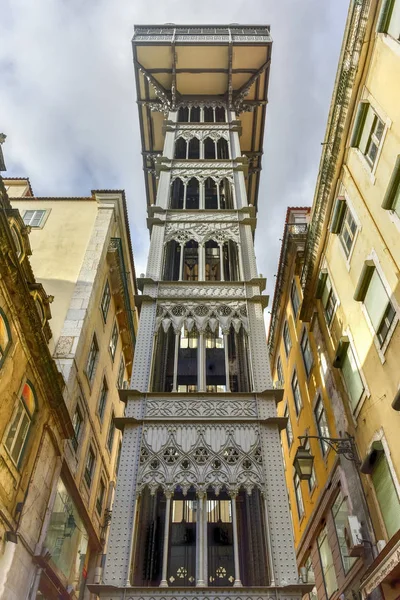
[0,308,12,368]
[215,107,226,122]
[219,179,233,209]
[72,404,83,451]
[294,473,304,519]
[186,178,199,210]
[86,335,99,383]
[204,106,214,122]
[84,446,96,488]
[96,479,106,515]
[204,137,216,159]
[205,240,221,281]
[283,322,291,357]
[170,178,185,209]
[284,405,293,447]
[291,281,300,317]
[300,330,313,377]
[109,322,119,361]
[107,412,116,452]
[174,138,187,159]
[117,357,125,388]
[188,137,200,159]
[98,378,108,422]
[204,177,218,209]
[177,106,189,122]
[101,280,111,322]
[314,396,330,455]
[276,356,284,386]
[217,138,229,159]
[190,106,200,122]
[291,371,303,416]
[183,240,199,281]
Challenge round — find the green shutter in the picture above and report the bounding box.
[315,270,328,299]
[382,155,400,209]
[353,260,375,302]
[350,102,369,148]
[330,197,346,233]
[359,106,376,155]
[376,0,395,33]
[372,452,400,538]
[333,336,350,368]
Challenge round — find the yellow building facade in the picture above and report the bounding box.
[2,178,138,599]
[270,0,400,598]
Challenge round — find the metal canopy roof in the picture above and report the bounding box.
[132,25,272,210]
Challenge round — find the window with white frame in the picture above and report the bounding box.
[334,337,364,412]
[109,322,119,361]
[382,155,400,218]
[332,491,357,574]
[84,445,96,488]
[291,280,300,317]
[276,356,284,386]
[86,334,99,383]
[291,371,303,416]
[377,0,400,40]
[350,102,385,169]
[330,197,358,259]
[23,209,47,228]
[354,261,396,347]
[317,526,338,598]
[293,472,304,519]
[300,329,313,377]
[316,270,338,326]
[284,404,293,447]
[101,280,111,322]
[314,395,330,456]
[283,321,292,356]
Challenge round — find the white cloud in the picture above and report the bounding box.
[0,0,349,302]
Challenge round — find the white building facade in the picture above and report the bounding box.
[91,25,310,600]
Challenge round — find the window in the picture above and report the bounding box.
[71,404,83,451]
[5,382,36,466]
[317,526,338,598]
[317,271,338,325]
[291,371,303,416]
[370,445,400,538]
[101,280,111,322]
[116,440,122,475]
[86,334,99,383]
[350,103,385,169]
[300,330,313,377]
[84,446,96,488]
[294,473,304,519]
[339,205,357,258]
[0,308,12,367]
[303,556,317,600]
[109,322,119,361]
[96,479,106,515]
[314,396,330,456]
[11,225,23,260]
[291,280,300,317]
[382,155,400,217]
[107,412,115,452]
[117,357,125,388]
[334,338,364,411]
[276,356,284,386]
[23,209,46,227]
[377,0,400,39]
[283,322,292,357]
[98,378,108,422]
[304,438,316,492]
[354,261,396,346]
[284,405,293,447]
[332,492,357,574]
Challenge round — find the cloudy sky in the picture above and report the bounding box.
[1,0,349,326]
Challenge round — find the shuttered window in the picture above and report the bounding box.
[372,451,400,538]
[382,155,400,217]
[350,103,385,168]
[377,0,400,40]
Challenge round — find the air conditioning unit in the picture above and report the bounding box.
[344,515,363,557]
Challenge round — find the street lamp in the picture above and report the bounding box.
[293,435,360,481]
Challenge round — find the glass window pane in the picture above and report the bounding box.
[318,526,338,597]
[332,492,357,573]
[372,452,400,538]
[342,346,364,411]
[364,269,390,332]
[10,411,30,464]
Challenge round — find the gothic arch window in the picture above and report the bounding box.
[204,106,214,122]
[11,225,23,260]
[204,137,216,160]
[205,240,221,281]
[163,240,181,281]
[204,177,218,209]
[219,179,234,209]
[227,324,252,392]
[183,240,199,281]
[217,138,229,159]
[0,308,12,368]
[188,137,200,159]
[170,178,185,209]
[205,325,225,392]
[223,240,240,281]
[215,106,226,122]
[5,381,37,466]
[186,178,199,210]
[177,325,199,392]
[190,106,201,122]
[152,327,175,392]
[178,106,189,122]
[175,138,187,159]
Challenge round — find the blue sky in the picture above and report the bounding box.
[0,0,350,326]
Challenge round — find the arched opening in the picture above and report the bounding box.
[219,179,234,209]
[177,106,189,123]
[205,325,225,392]
[183,240,199,281]
[177,326,198,392]
[204,177,218,209]
[0,308,12,367]
[190,106,200,122]
[217,138,229,159]
[163,240,180,281]
[204,106,214,122]
[227,325,251,392]
[175,138,187,159]
[133,488,164,585]
[188,137,200,159]
[223,240,240,281]
[205,240,221,281]
[204,137,216,160]
[170,178,185,209]
[215,107,226,123]
[186,178,199,210]
[152,327,175,392]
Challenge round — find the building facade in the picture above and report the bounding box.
[270,0,400,598]
[3,179,138,599]
[89,24,311,600]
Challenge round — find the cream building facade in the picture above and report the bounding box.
[3,178,138,599]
